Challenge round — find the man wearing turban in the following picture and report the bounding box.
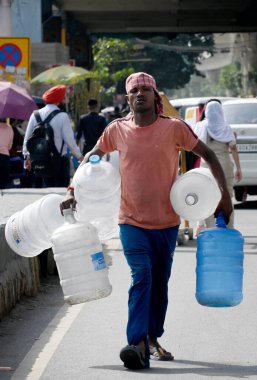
[23,85,83,187]
[61,72,233,370]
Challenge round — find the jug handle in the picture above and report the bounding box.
[62,208,76,224]
[216,211,227,228]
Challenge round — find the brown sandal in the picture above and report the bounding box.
[149,342,174,361]
[120,345,146,369]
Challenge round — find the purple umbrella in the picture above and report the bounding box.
[0,81,38,120]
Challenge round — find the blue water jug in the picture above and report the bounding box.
[195,212,244,307]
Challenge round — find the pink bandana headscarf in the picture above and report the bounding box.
[125,72,163,115]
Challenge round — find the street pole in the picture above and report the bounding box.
[240,33,250,97]
[241,49,248,97]
[0,0,12,36]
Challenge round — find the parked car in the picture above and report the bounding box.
[170,96,235,126]
[222,98,257,201]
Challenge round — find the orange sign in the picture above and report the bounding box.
[0,37,30,88]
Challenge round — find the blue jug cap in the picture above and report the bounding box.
[216,211,227,228]
[89,155,101,164]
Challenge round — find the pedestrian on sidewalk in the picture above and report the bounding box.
[0,118,14,189]
[194,99,242,230]
[60,72,233,370]
[76,98,107,155]
[23,85,83,187]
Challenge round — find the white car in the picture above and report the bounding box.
[170,97,234,121]
[222,98,257,201]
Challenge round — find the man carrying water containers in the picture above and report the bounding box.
[60,72,232,370]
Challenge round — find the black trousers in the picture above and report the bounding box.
[0,153,10,189]
[44,156,70,187]
[83,145,94,155]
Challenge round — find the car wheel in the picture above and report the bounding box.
[234,187,244,202]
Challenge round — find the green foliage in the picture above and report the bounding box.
[133,34,214,91]
[219,63,242,96]
[92,35,214,103]
[168,75,227,98]
[170,62,245,98]
[200,78,227,96]
[92,38,135,104]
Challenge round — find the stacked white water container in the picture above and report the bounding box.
[4,188,114,306]
[72,155,121,241]
[170,168,221,221]
[108,151,119,171]
[5,194,65,257]
[51,208,112,305]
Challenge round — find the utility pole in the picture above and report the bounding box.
[241,49,248,97]
[240,33,250,97]
[0,0,12,36]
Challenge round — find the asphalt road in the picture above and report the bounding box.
[0,199,257,380]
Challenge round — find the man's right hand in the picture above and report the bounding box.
[60,191,77,216]
[214,189,233,225]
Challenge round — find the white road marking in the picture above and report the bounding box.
[11,303,84,380]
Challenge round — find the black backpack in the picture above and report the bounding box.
[26,109,64,178]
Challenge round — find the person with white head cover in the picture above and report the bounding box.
[194,100,242,229]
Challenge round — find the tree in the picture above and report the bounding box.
[92,34,214,102]
[92,38,135,104]
[133,34,214,91]
[218,63,242,96]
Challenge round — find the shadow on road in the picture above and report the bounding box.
[92,359,257,378]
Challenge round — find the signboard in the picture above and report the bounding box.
[0,37,30,88]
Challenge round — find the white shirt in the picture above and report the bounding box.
[23,104,82,159]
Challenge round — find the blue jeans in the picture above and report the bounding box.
[119,224,179,363]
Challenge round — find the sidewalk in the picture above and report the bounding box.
[0,188,67,319]
[0,188,66,225]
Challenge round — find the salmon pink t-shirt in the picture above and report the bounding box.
[97,115,198,229]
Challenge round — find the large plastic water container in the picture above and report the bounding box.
[72,155,121,241]
[108,151,119,171]
[170,167,221,221]
[51,208,112,305]
[5,194,65,257]
[195,212,244,307]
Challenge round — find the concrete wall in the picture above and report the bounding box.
[31,43,70,66]
[0,188,66,319]
[31,42,70,81]
[0,224,40,319]
[12,0,42,43]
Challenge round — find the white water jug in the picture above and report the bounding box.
[108,151,119,171]
[73,155,121,241]
[170,168,221,221]
[5,194,65,257]
[51,208,112,305]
